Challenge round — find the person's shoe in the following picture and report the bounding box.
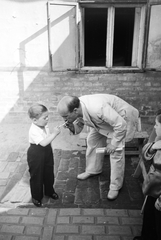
[77,172,92,180]
[32,198,42,207]
[107,190,119,200]
[46,192,59,200]
[133,237,143,240]
[50,192,59,200]
[77,171,100,180]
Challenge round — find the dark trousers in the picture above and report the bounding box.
[141,196,161,240]
[27,144,55,201]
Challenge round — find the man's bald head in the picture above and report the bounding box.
[58,96,80,113]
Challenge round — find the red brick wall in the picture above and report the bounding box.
[2,70,161,126]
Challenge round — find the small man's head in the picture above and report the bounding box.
[28,104,49,127]
[57,96,82,123]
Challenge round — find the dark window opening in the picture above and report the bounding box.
[84,8,107,66]
[113,8,135,66]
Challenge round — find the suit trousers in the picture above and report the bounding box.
[27,144,55,201]
[86,128,125,190]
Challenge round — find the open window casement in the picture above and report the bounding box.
[47,1,79,71]
[79,3,146,70]
[146,1,161,71]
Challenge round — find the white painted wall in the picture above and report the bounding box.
[0,0,49,70]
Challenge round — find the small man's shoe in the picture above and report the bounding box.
[46,192,59,200]
[32,198,42,207]
[107,190,119,200]
[50,192,59,200]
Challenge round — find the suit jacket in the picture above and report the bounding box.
[74,94,139,147]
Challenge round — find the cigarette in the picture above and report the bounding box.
[58,122,67,128]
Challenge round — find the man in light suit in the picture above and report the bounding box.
[57,94,140,200]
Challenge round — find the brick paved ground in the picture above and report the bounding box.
[0,122,146,239]
[0,207,142,240]
[0,149,144,209]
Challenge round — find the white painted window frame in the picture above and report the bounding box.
[79,3,146,70]
[48,1,79,70]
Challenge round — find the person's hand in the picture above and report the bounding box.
[152,140,161,150]
[106,143,116,154]
[64,121,75,134]
[155,197,161,211]
[53,126,61,136]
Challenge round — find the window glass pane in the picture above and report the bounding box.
[113,8,135,66]
[84,8,107,66]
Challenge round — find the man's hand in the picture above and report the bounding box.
[155,197,161,211]
[64,121,75,134]
[106,143,117,154]
[152,140,161,150]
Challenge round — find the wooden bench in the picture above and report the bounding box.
[78,130,149,156]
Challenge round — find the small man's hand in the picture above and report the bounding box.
[106,143,116,154]
[53,126,61,136]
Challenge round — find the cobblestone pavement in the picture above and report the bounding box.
[0,122,146,240]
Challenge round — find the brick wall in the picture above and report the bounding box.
[0,70,161,127]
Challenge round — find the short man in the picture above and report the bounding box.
[57,94,140,200]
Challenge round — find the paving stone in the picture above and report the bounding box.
[5,162,19,173]
[0,162,7,172]
[0,173,10,179]
[14,237,39,240]
[0,216,20,223]
[96,216,119,225]
[81,225,105,234]
[21,216,44,225]
[83,209,104,215]
[57,216,70,224]
[54,236,65,240]
[25,226,42,235]
[29,208,47,216]
[0,235,12,240]
[121,217,142,225]
[128,209,142,217]
[58,158,70,172]
[46,209,57,225]
[7,208,29,215]
[0,180,7,186]
[68,168,78,178]
[68,157,79,169]
[41,226,54,240]
[72,216,94,224]
[1,224,24,234]
[56,171,69,180]
[56,225,79,233]
[108,226,132,235]
[6,152,19,162]
[95,237,121,240]
[105,209,128,217]
[63,193,75,204]
[59,208,81,216]
[68,236,92,240]
[65,179,77,193]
